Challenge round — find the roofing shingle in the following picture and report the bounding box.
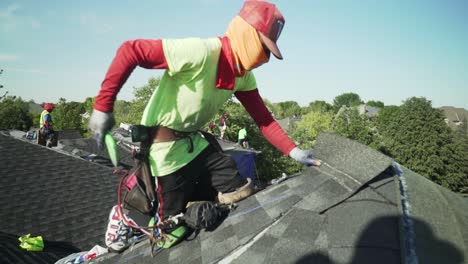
[0,131,121,263]
[2,130,467,264]
[91,132,468,264]
[104,132,467,263]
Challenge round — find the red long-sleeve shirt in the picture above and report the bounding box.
[94,38,296,155]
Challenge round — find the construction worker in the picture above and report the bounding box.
[238,127,249,148]
[208,122,216,134]
[39,103,55,147]
[90,0,320,243]
[219,113,229,140]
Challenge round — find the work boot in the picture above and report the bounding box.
[218,178,254,204]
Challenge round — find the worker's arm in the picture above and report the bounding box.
[235,89,296,155]
[90,39,168,148]
[94,39,168,112]
[43,114,53,129]
[235,89,319,166]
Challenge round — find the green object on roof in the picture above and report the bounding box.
[157,225,187,249]
[148,217,187,249]
[104,132,119,167]
[19,234,44,251]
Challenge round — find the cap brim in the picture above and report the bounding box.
[259,32,283,60]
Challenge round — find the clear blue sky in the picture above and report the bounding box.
[1,0,467,109]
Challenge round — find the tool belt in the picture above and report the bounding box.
[130,125,222,154]
[154,126,192,142]
[153,126,195,153]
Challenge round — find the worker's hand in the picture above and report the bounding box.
[89,109,115,149]
[289,147,321,167]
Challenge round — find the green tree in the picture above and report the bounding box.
[80,97,95,137]
[0,96,33,130]
[28,100,43,128]
[114,100,133,124]
[83,97,95,113]
[458,116,468,135]
[333,92,363,112]
[292,111,333,149]
[130,77,160,123]
[0,69,8,100]
[274,101,302,119]
[53,99,86,132]
[366,100,384,108]
[112,77,160,126]
[305,100,333,114]
[441,129,468,193]
[378,97,452,184]
[262,98,278,118]
[331,107,376,147]
[375,105,400,150]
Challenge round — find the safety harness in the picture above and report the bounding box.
[114,125,236,255]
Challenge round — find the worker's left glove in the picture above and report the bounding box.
[89,109,115,149]
[289,147,321,167]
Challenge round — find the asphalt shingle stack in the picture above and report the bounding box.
[0,132,122,263]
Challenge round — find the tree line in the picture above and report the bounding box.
[1,78,466,194]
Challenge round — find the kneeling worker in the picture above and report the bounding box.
[90,0,321,246]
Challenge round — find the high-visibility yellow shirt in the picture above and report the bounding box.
[141,38,257,176]
[39,110,50,128]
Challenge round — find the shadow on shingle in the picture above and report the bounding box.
[294,216,464,264]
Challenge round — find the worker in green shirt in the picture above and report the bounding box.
[90,0,321,251]
[39,103,55,147]
[238,127,249,148]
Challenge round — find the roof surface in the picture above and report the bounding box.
[440,106,468,129]
[0,131,121,264]
[357,104,380,117]
[57,129,83,140]
[90,133,468,264]
[2,131,467,264]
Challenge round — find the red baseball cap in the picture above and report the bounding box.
[44,103,54,111]
[238,0,285,60]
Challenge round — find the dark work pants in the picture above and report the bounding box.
[155,144,246,220]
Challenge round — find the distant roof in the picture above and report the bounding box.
[440,106,468,129]
[357,104,380,117]
[276,117,301,132]
[28,102,43,112]
[217,138,260,154]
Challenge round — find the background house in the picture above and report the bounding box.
[440,106,468,130]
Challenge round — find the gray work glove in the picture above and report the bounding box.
[289,147,321,167]
[89,109,115,149]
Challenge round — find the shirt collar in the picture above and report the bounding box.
[215,36,236,90]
